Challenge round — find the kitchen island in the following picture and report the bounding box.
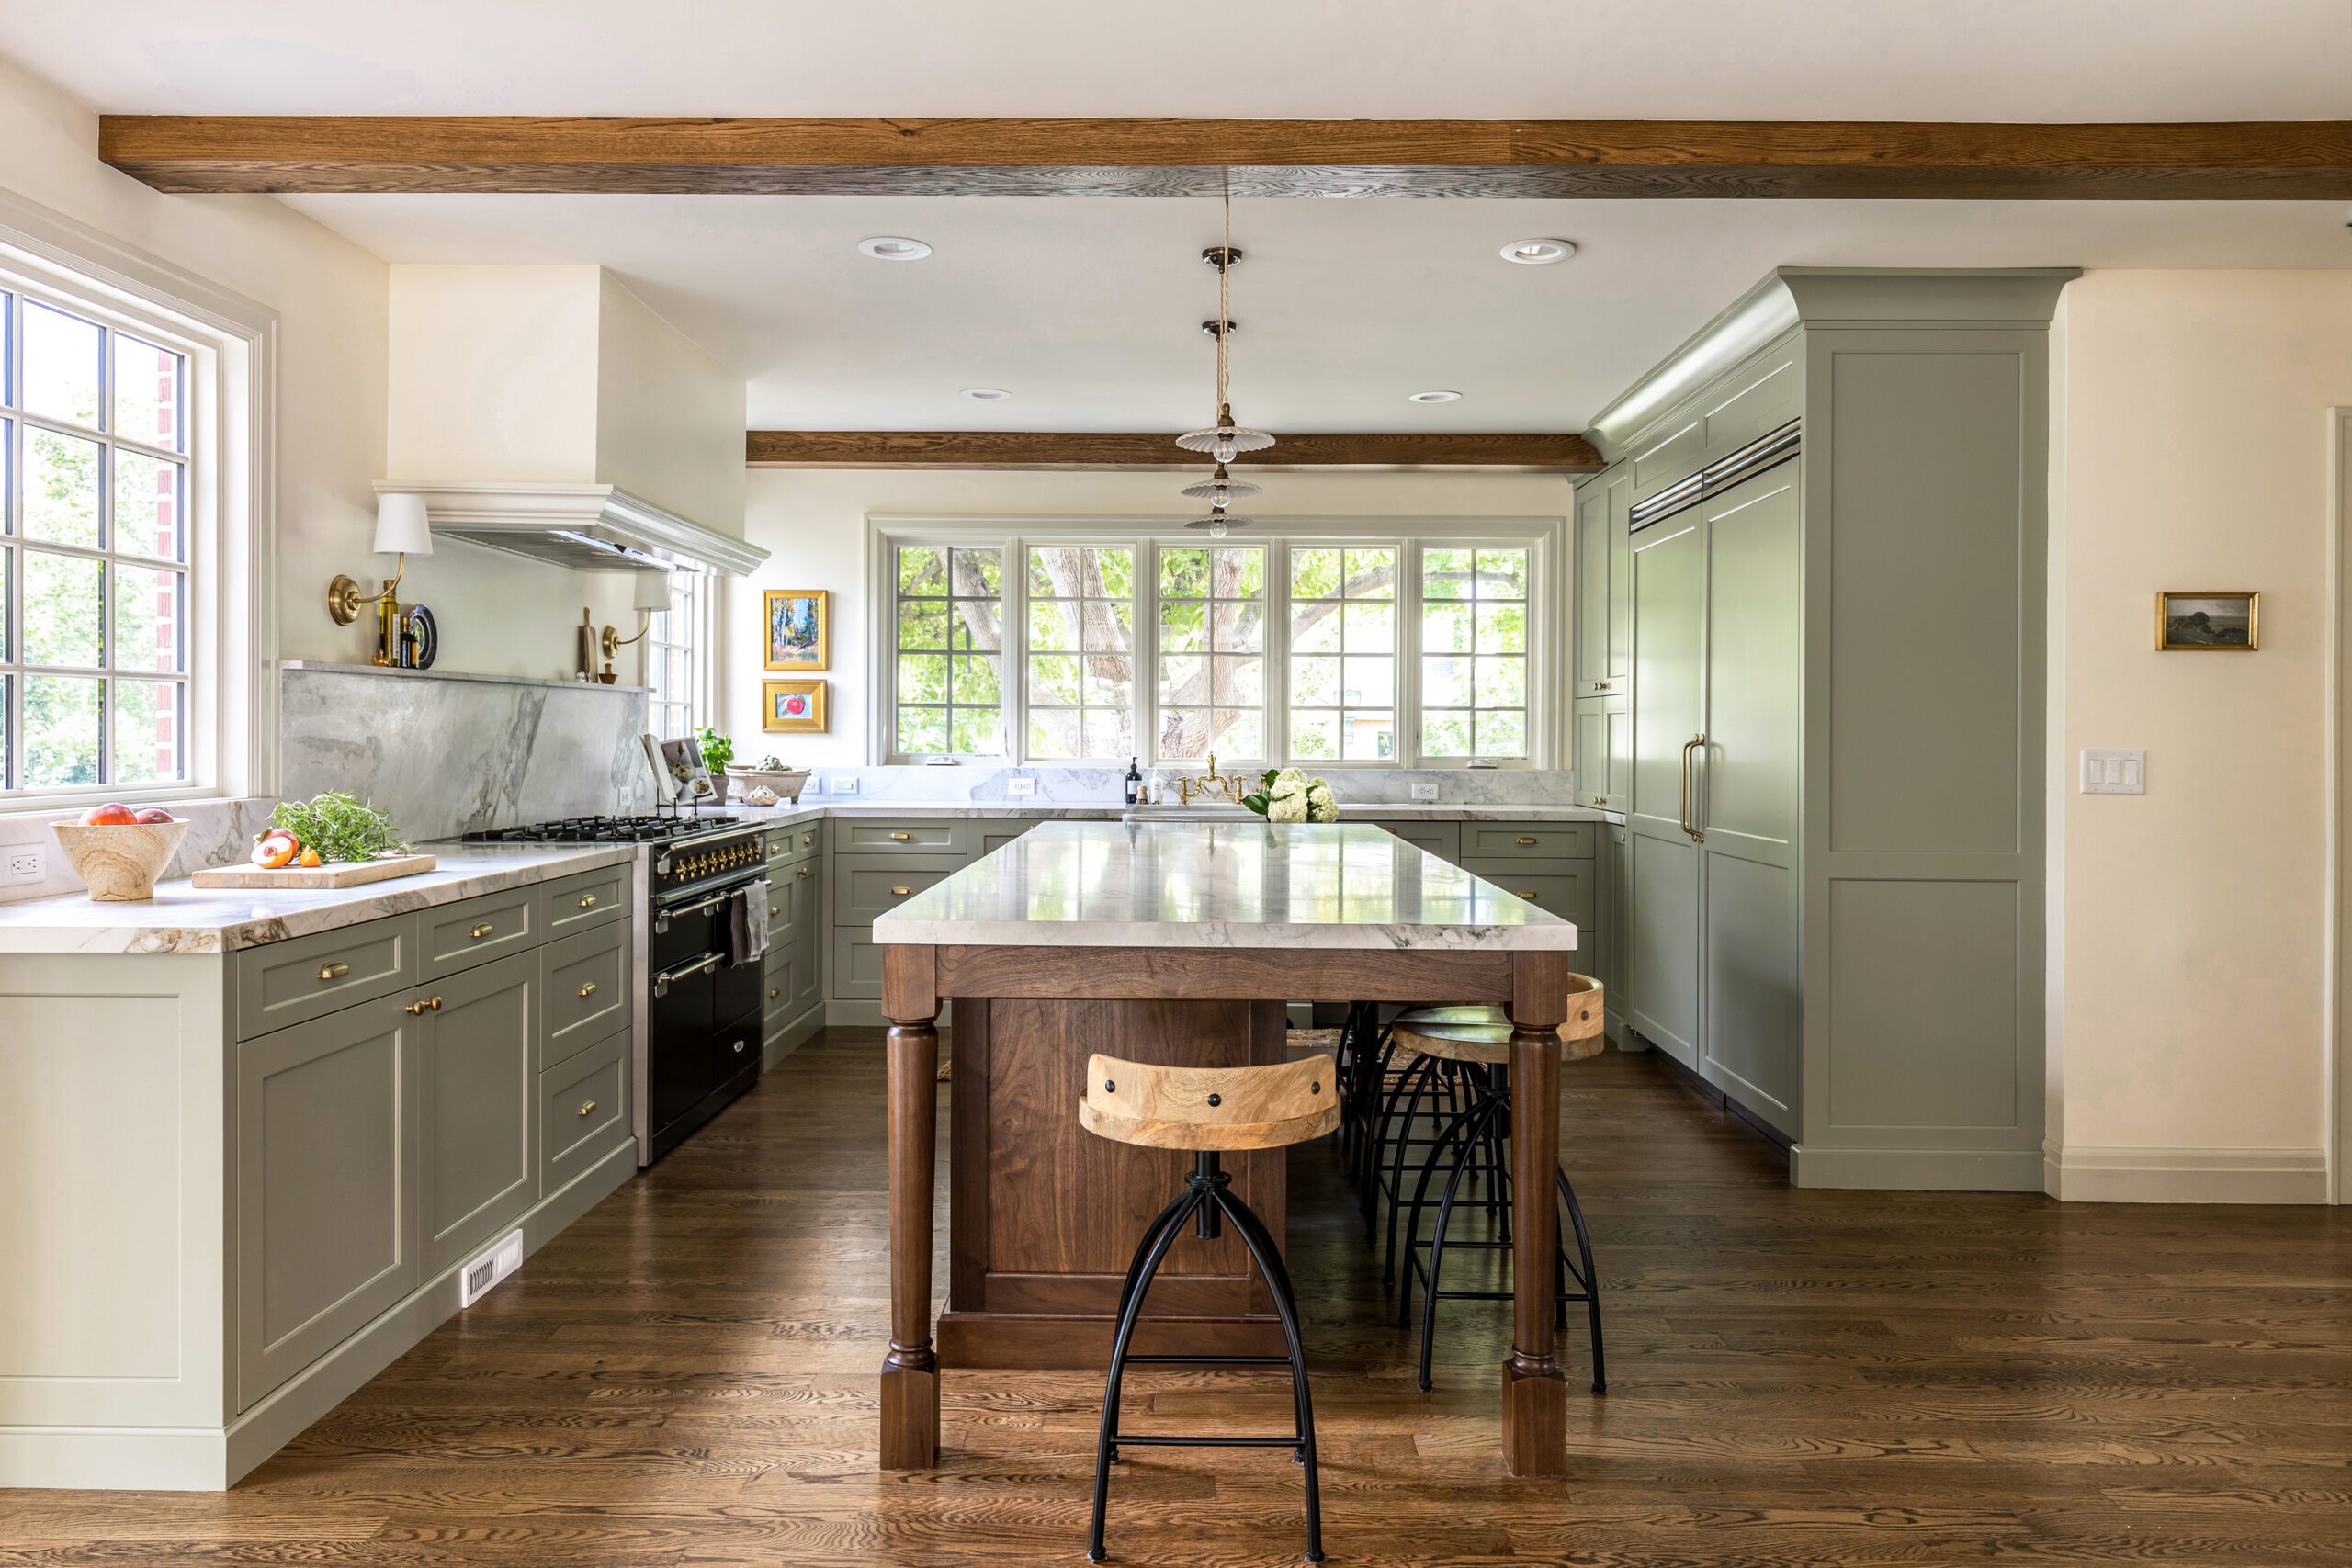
[872,819,1585,1478]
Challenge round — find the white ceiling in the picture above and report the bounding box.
[4,1,2348,431]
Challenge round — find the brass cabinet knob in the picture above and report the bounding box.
[1515,837,1538,846]
[403,998,430,1015]
[802,832,815,845]
[889,886,910,897]
[578,981,597,998]
[1592,681,1608,691]
[1594,796,1608,806]
[797,866,810,878]
[768,987,779,999]
[769,904,780,916]
[888,830,911,841]
[469,921,494,939]
[577,1100,597,1117]
[578,893,597,909]
[429,995,443,1011]
[316,961,349,982]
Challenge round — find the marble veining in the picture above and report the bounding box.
[0,843,636,955]
[798,763,1589,808]
[873,820,1580,952]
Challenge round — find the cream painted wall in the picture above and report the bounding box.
[2052,269,2352,1199]
[723,467,1574,765]
[594,272,745,536]
[386,265,602,482]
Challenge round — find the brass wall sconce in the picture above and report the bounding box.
[599,570,674,659]
[327,493,433,665]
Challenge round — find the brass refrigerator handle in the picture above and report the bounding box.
[1680,734,1707,842]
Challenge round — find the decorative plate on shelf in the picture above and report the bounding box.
[402,604,438,669]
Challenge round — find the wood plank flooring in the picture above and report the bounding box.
[4,1028,2347,1565]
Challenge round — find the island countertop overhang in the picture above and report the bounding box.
[870,819,1580,953]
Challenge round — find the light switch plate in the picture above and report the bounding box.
[831,775,860,795]
[1006,775,1036,797]
[2080,749,2146,795]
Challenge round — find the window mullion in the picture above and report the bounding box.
[1267,540,1290,765]
[1400,537,1423,765]
[1005,536,1027,765]
[1137,539,1159,767]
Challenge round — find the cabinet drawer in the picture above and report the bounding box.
[422,886,540,980]
[540,1030,628,1195]
[1366,820,1459,864]
[971,822,1037,860]
[832,927,885,1000]
[1461,823,1595,863]
[762,948,795,1018]
[838,818,966,855]
[834,858,961,923]
[538,863,630,938]
[1461,863,1597,936]
[235,916,418,1041]
[540,922,630,1070]
[765,821,823,866]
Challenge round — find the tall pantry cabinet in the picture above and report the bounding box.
[1575,267,2071,1191]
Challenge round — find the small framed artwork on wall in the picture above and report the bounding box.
[763,589,829,671]
[2156,591,2260,651]
[763,679,828,733]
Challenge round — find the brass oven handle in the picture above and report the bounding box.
[469,921,495,940]
[576,1100,597,1117]
[578,982,597,998]
[316,961,348,981]
[577,893,597,909]
[1680,734,1707,842]
[888,830,912,841]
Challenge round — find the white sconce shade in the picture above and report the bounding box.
[632,570,673,614]
[372,492,433,557]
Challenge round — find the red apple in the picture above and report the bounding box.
[133,808,175,825]
[81,803,138,826]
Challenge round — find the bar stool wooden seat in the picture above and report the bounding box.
[1080,1051,1336,1565]
[1389,975,1608,1396]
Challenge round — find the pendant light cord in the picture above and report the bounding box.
[1216,175,1232,415]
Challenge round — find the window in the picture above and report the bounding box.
[875,526,1550,768]
[1288,546,1396,761]
[2,288,191,792]
[1024,544,1134,760]
[894,544,1004,755]
[1156,544,1265,760]
[1419,545,1529,759]
[646,570,707,740]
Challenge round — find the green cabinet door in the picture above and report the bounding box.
[1573,694,1629,812]
[419,951,538,1274]
[1623,513,1705,1069]
[1573,466,1634,697]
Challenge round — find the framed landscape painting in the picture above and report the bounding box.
[764,589,829,670]
[2156,591,2259,651]
[763,679,827,733]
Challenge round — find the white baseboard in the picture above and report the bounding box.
[2042,1142,2329,1204]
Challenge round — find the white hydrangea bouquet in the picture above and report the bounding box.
[1240,767,1338,824]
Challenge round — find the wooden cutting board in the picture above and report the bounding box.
[191,852,438,889]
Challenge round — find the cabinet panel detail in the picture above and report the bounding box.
[422,886,540,981]
[236,917,415,1041]
[420,953,537,1275]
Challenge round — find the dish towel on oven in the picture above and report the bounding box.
[729,885,769,965]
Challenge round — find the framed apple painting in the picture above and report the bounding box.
[763,679,827,733]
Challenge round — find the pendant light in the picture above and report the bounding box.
[1184,513,1254,538]
[1176,183,1273,462]
[1180,462,1261,511]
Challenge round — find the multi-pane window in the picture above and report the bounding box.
[1156,544,1265,761]
[895,544,1004,756]
[646,570,703,741]
[2,288,190,792]
[1288,546,1396,761]
[1419,546,1530,759]
[1026,545,1136,760]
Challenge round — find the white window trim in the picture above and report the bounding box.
[0,187,275,816]
[866,513,1561,770]
[642,570,716,740]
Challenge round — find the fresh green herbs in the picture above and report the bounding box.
[266,792,408,863]
[695,726,736,772]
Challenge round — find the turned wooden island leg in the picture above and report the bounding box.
[1503,952,1570,1478]
[880,945,942,1470]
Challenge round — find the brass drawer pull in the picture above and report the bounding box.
[1516,889,1540,899]
[1515,836,1539,846]
[469,921,495,940]
[316,961,349,981]
[1594,796,1608,806]
[1592,681,1608,691]
[889,886,911,897]
[797,866,810,878]
[577,893,597,909]
[577,1100,597,1117]
[888,830,912,841]
[578,981,598,998]
[403,995,443,1016]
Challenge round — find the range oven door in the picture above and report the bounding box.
[647,872,769,1157]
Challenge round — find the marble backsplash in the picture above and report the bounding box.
[791,762,1584,807]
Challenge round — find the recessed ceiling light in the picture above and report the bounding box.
[1408,390,1463,404]
[859,236,933,261]
[1499,238,1576,265]
[960,387,1012,401]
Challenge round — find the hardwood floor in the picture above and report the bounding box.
[4,1028,2348,1565]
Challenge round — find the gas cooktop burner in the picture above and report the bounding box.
[463,814,741,846]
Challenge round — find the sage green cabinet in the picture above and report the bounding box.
[972,821,1037,859]
[236,996,421,1409]
[419,951,538,1275]
[1573,465,1633,697]
[1573,695,1629,813]
[1364,819,1458,863]
[1621,511,1706,1071]
[760,820,826,1057]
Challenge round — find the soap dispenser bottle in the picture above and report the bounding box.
[1124,756,1142,807]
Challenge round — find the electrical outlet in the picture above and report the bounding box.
[4,848,42,881]
[2080,749,2146,795]
[1006,775,1036,797]
[1409,782,1439,802]
[831,775,860,795]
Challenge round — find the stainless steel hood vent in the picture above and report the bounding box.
[374,481,768,576]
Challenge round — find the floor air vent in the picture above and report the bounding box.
[459,1229,526,1307]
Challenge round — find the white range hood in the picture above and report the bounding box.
[378,479,767,576]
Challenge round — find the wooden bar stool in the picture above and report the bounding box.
[1080,1051,1338,1566]
[1391,974,1608,1396]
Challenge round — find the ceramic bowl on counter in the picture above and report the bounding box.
[51,818,190,901]
[729,766,810,804]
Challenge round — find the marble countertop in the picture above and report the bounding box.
[725,800,1619,823]
[0,842,637,955]
[873,820,1580,952]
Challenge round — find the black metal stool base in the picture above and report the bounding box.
[1090,1152,1325,1565]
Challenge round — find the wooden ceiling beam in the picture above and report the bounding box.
[98,117,2352,199]
[744,430,1603,472]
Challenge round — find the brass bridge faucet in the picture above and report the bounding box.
[1174,752,1250,807]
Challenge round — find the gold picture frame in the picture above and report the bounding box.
[763,679,827,733]
[2156,591,2259,651]
[763,589,829,671]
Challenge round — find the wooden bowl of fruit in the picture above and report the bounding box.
[51,804,189,902]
